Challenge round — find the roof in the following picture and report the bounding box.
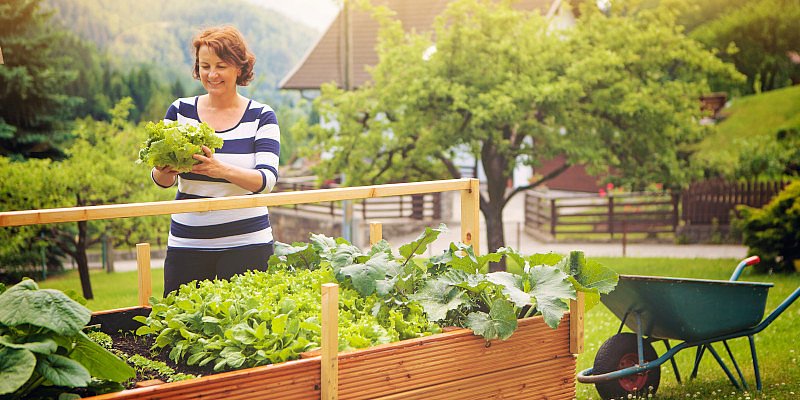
[280,0,557,90]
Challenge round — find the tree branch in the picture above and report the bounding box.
[504,162,571,204]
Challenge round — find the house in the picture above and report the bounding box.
[281,0,601,192]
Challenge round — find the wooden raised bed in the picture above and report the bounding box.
[0,179,583,399]
[86,308,579,400]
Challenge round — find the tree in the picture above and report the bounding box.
[304,0,741,265]
[0,99,172,298]
[0,0,81,159]
[689,0,800,93]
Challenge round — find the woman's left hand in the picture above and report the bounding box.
[191,145,229,179]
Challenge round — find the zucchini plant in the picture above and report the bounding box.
[0,280,135,399]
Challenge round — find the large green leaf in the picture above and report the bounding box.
[444,242,480,273]
[398,224,446,260]
[576,259,619,294]
[331,244,367,270]
[439,269,491,293]
[0,280,91,335]
[71,332,135,382]
[526,266,576,328]
[465,299,518,340]
[35,354,92,388]
[270,242,320,270]
[337,253,400,296]
[0,334,58,354]
[409,279,467,322]
[485,271,530,307]
[553,250,585,276]
[0,347,36,395]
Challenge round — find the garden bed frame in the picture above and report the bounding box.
[0,179,584,399]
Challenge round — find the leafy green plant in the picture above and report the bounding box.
[134,225,617,373]
[0,280,135,399]
[134,267,437,372]
[136,120,223,172]
[733,180,800,272]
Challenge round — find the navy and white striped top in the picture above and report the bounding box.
[158,96,280,250]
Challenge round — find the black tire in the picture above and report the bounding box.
[593,333,661,400]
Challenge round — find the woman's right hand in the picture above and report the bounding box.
[153,165,179,187]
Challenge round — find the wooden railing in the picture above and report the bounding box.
[0,179,477,241]
[524,190,678,240]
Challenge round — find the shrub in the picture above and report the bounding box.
[733,180,800,272]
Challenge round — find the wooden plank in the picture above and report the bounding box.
[460,178,480,255]
[136,243,151,307]
[321,283,339,400]
[370,356,575,400]
[0,179,472,227]
[570,291,585,354]
[369,222,382,245]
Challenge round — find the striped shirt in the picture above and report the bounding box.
[156,96,280,249]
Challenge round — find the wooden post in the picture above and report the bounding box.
[136,243,152,307]
[460,178,480,256]
[570,291,585,354]
[369,222,383,245]
[321,283,339,400]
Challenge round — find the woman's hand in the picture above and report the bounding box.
[153,165,179,187]
[191,145,230,179]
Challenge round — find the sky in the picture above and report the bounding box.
[246,0,341,32]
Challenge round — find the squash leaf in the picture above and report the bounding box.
[0,280,90,335]
[465,299,518,340]
[0,347,36,395]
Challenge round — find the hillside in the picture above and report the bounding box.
[692,85,800,175]
[44,0,319,103]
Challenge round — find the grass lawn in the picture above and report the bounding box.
[37,258,799,399]
[693,85,800,176]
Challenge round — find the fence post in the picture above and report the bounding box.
[370,222,382,245]
[321,283,339,400]
[608,196,615,240]
[461,179,480,256]
[550,198,557,239]
[136,243,152,307]
[671,193,679,232]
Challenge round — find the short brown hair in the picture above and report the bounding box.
[192,26,256,86]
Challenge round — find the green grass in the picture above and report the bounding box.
[578,258,800,400]
[36,258,799,399]
[694,85,800,175]
[38,268,164,312]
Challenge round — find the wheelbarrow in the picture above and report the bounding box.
[577,256,800,399]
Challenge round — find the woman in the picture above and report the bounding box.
[151,26,280,296]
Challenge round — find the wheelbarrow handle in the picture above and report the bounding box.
[730,256,760,281]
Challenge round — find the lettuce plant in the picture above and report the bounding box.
[0,280,134,399]
[136,121,223,172]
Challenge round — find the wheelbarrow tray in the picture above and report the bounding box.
[601,275,773,342]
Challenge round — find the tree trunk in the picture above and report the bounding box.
[76,220,94,300]
[481,140,511,272]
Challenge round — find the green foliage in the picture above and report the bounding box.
[0,0,81,158]
[125,354,196,383]
[732,180,800,273]
[693,85,800,178]
[0,99,173,296]
[134,268,429,371]
[302,0,741,253]
[136,121,222,172]
[690,0,800,94]
[0,280,134,398]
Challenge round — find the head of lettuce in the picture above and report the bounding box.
[137,121,224,172]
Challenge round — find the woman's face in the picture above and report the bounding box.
[197,45,238,96]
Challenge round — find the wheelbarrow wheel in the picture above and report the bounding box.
[593,333,660,400]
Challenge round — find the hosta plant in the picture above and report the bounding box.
[0,280,135,399]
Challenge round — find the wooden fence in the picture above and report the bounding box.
[274,177,442,221]
[681,179,791,225]
[525,191,679,240]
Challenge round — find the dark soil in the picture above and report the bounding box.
[110,331,218,384]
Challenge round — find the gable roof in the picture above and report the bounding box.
[280,0,557,90]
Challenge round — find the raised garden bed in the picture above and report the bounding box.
[86,306,578,400]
